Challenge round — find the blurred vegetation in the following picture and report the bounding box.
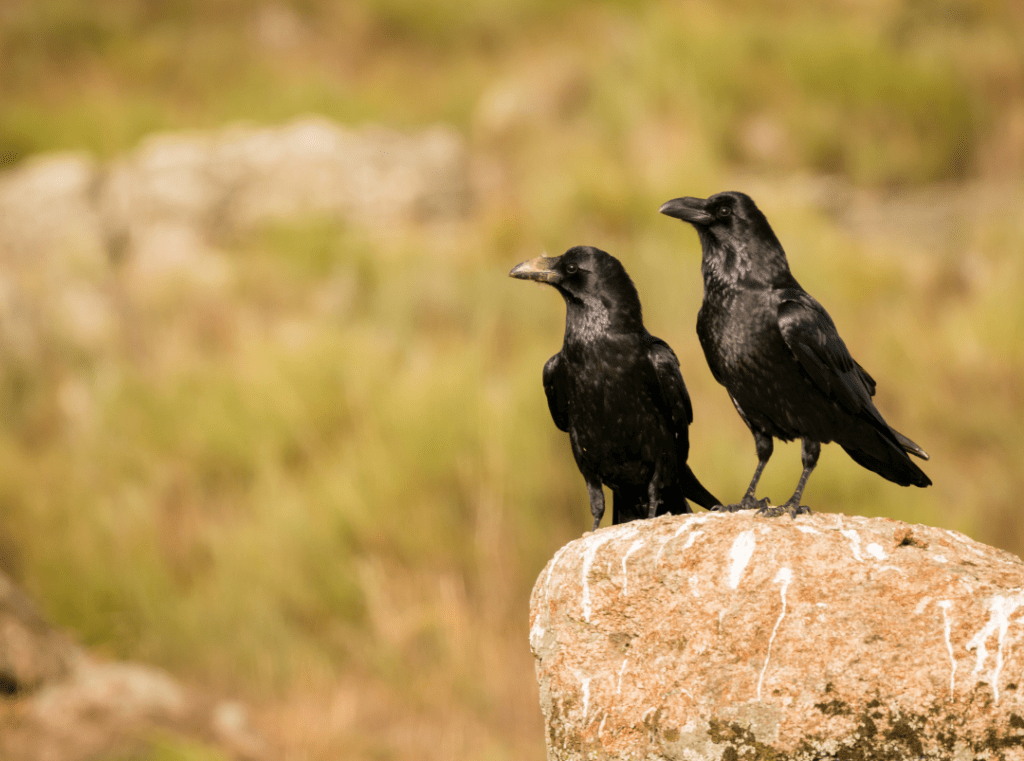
[2,0,1024,759]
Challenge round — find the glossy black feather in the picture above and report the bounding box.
[660,191,929,515]
[510,245,720,529]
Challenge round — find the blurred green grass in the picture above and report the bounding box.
[2,0,1024,758]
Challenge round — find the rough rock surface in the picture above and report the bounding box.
[530,511,1024,760]
[0,115,471,359]
[0,573,79,695]
[0,115,470,273]
[0,569,267,760]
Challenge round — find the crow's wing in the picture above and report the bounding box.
[779,290,929,461]
[647,337,721,508]
[646,337,694,440]
[776,290,880,419]
[542,352,570,432]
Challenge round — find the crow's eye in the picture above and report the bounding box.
[565,263,578,274]
[717,205,732,218]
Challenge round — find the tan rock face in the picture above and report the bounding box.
[0,116,471,356]
[0,572,79,694]
[0,567,269,760]
[530,512,1024,760]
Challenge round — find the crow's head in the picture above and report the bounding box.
[658,191,777,247]
[510,246,643,335]
[659,191,790,287]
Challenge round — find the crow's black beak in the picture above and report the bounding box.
[659,197,713,226]
[509,255,562,284]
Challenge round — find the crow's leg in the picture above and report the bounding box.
[760,439,817,518]
[784,439,818,517]
[717,431,772,513]
[647,460,665,519]
[586,480,606,532]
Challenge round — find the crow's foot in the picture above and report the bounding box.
[784,502,812,519]
[714,496,769,513]
[758,501,811,518]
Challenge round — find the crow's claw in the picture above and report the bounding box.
[714,496,769,513]
[785,502,812,519]
[758,501,812,519]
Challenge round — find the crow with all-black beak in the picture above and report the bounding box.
[660,191,930,518]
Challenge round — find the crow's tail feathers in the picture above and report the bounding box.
[680,464,721,510]
[893,429,930,460]
[840,427,931,488]
[611,486,688,524]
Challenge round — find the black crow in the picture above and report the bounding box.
[510,246,720,530]
[659,191,930,517]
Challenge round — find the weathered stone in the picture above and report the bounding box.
[0,116,471,351]
[530,511,1024,760]
[96,116,471,254]
[0,153,106,270]
[0,569,270,760]
[0,571,80,695]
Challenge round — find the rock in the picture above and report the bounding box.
[92,116,470,290]
[4,659,195,761]
[0,568,270,761]
[0,153,106,271]
[210,117,471,229]
[0,154,113,356]
[0,571,80,695]
[0,116,471,349]
[0,116,469,278]
[97,116,471,248]
[530,511,1024,760]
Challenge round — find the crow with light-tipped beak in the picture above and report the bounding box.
[510,245,720,531]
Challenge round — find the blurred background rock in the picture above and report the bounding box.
[0,0,1021,758]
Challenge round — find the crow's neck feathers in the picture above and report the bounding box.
[561,263,644,346]
[700,212,794,293]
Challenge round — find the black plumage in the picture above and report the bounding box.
[659,191,930,517]
[510,246,720,530]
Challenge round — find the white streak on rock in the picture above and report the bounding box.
[655,516,710,566]
[621,539,645,596]
[529,621,545,652]
[795,525,821,535]
[682,531,704,551]
[966,592,1024,704]
[728,530,756,589]
[581,676,591,720]
[655,525,689,567]
[876,565,907,575]
[598,714,606,736]
[532,543,571,651]
[840,529,863,561]
[580,527,636,622]
[757,567,792,701]
[914,597,933,616]
[934,555,949,564]
[939,600,956,697]
[546,544,570,590]
[866,543,886,560]
[616,658,628,695]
